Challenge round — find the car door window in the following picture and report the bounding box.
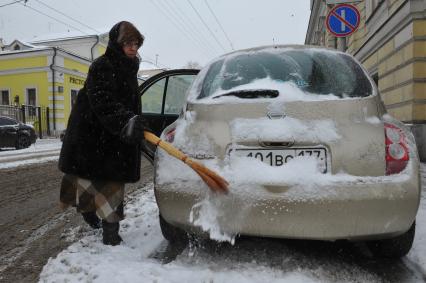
[141,78,166,114]
[164,75,195,115]
[138,70,199,163]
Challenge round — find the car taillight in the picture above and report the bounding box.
[385,123,409,175]
[164,128,176,143]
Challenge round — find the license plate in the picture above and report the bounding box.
[234,148,328,173]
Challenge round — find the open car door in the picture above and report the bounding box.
[138,69,199,163]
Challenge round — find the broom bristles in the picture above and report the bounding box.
[187,160,229,189]
[144,131,229,193]
[195,170,226,193]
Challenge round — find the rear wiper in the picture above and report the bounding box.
[212,89,279,99]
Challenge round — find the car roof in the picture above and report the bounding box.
[0,116,18,122]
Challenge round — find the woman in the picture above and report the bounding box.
[59,21,145,245]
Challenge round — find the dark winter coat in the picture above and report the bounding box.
[59,22,142,182]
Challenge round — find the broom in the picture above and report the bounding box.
[144,131,229,194]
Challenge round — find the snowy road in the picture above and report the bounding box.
[0,139,61,169]
[39,164,426,283]
[0,156,152,282]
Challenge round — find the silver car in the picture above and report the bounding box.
[139,45,420,259]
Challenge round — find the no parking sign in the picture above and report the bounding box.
[326,4,360,37]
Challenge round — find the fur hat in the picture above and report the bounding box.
[117,21,144,47]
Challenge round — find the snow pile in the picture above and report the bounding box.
[0,156,59,169]
[407,163,426,272]
[0,138,61,157]
[171,110,215,155]
[194,78,342,104]
[230,117,340,142]
[156,148,200,183]
[39,184,318,283]
[39,163,426,282]
[189,194,237,244]
[39,168,426,282]
[365,116,381,125]
[225,157,412,201]
[0,138,62,169]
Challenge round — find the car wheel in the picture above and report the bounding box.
[367,221,415,259]
[159,214,188,243]
[15,135,31,149]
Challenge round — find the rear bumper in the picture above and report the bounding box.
[155,166,420,241]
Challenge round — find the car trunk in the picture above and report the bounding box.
[183,95,386,176]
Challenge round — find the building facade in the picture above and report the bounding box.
[306,0,426,160]
[0,34,107,134]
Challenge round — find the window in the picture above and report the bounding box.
[1,90,9,105]
[164,75,195,115]
[141,78,165,114]
[70,89,78,109]
[26,88,36,106]
[197,49,373,99]
[13,45,20,50]
[26,88,37,116]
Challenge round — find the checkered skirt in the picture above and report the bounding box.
[60,174,124,223]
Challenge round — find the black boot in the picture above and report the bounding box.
[102,220,122,246]
[81,211,101,229]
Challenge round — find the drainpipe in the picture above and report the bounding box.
[90,35,100,61]
[50,47,57,132]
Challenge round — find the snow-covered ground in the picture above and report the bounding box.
[0,138,61,169]
[39,164,426,283]
[407,163,426,270]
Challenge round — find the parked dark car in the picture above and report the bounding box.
[0,116,37,149]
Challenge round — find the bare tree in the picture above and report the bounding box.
[183,61,202,69]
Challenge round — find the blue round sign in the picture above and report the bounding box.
[326,4,360,37]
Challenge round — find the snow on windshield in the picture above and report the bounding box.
[201,77,342,104]
[187,46,373,103]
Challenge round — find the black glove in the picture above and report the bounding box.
[121,115,145,145]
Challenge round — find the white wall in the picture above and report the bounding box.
[32,37,106,60]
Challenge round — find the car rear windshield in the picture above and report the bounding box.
[197,49,373,99]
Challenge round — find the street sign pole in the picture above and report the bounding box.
[326,0,361,4]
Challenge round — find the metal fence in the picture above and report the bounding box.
[0,105,50,138]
